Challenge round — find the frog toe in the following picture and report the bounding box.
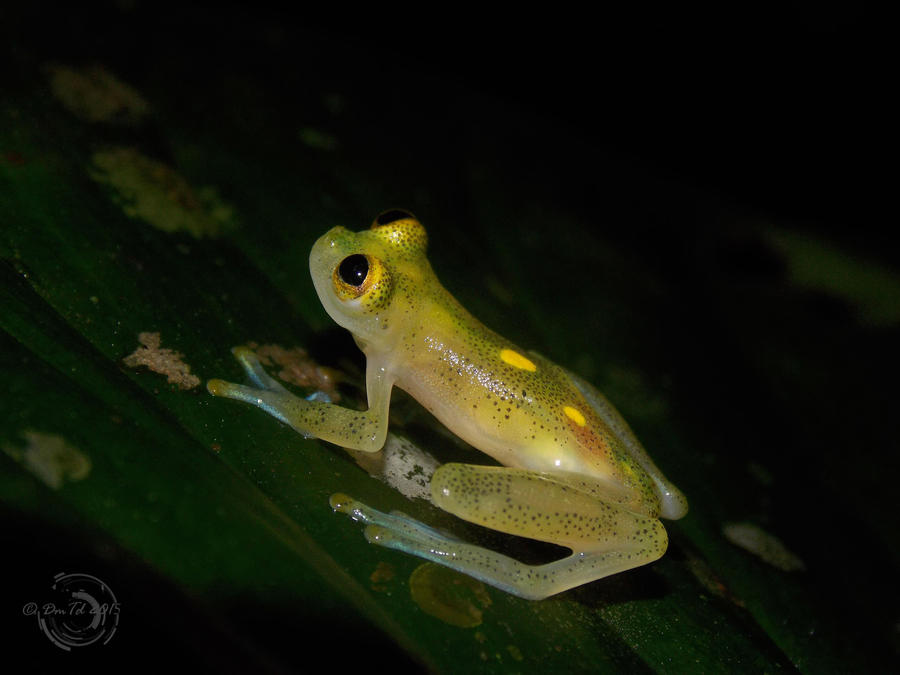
[230,346,290,393]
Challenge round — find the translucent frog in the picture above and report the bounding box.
[207,210,688,600]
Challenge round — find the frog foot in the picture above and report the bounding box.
[329,490,667,601]
[330,493,463,544]
[208,346,288,394]
[207,347,319,438]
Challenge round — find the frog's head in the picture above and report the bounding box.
[310,209,431,348]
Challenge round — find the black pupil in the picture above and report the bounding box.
[339,254,369,287]
[375,209,413,225]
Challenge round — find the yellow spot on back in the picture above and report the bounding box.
[500,349,536,371]
[563,405,586,426]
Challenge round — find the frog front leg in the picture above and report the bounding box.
[207,347,392,452]
[334,463,668,600]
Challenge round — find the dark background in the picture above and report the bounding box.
[4,1,890,242]
[2,1,896,672]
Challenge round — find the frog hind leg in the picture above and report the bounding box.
[566,369,689,520]
[332,463,668,600]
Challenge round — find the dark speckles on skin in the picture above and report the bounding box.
[313,216,675,593]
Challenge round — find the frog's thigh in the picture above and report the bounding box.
[566,369,688,520]
[413,463,667,598]
[431,463,665,551]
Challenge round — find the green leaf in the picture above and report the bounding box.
[2,10,895,672]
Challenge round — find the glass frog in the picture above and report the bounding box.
[207,210,688,600]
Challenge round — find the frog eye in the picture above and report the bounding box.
[370,209,428,253]
[338,254,369,287]
[332,253,392,308]
[373,209,416,226]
